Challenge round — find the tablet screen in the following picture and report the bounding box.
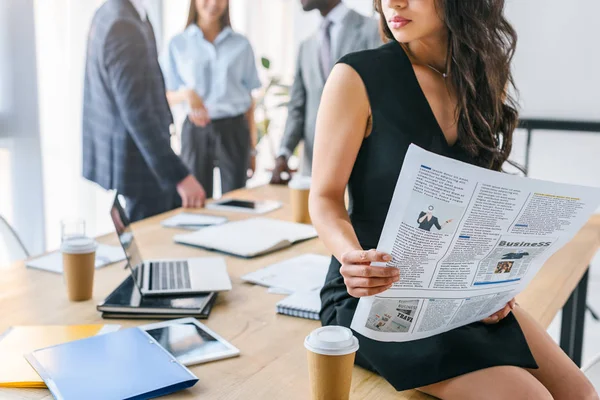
[146,322,230,359]
[218,199,257,209]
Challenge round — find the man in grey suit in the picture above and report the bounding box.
[83,0,206,222]
[270,0,381,184]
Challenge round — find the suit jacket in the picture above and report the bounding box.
[279,10,382,175]
[82,0,189,198]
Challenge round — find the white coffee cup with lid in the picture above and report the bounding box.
[304,326,359,400]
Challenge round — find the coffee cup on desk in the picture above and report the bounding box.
[304,326,359,400]
[289,175,312,224]
[60,237,97,301]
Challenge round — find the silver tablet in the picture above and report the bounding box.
[140,318,240,366]
[206,199,282,214]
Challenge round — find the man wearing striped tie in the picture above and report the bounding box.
[270,0,382,183]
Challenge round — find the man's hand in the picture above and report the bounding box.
[187,90,210,127]
[248,154,256,178]
[176,174,206,208]
[270,155,291,185]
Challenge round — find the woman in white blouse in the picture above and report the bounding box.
[161,0,261,197]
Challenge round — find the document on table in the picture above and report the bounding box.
[351,144,600,342]
[161,213,227,229]
[241,254,330,294]
[26,244,126,274]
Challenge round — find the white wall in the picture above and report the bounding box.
[504,0,600,192]
[33,0,144,251]
[506,0,600,120]
[0,0,45,254]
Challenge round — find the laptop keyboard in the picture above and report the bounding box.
[149,261,192,291]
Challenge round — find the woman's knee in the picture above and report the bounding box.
[419,366,553,400]
[563,385,599,400]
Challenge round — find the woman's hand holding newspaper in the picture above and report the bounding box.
[481,298,516,324]
[340,249,400,297]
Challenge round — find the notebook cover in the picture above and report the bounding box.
[101,293,219,320]
[97,275,214,314]
[173,218,317,259]
[25,328,198,400]
[0,325,119,388]
[171,240,286,259]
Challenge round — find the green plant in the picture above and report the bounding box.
[255,56,291,158]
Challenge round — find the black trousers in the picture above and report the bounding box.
[181,114,250,198]
[124,189,181,223]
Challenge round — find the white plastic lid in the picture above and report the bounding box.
[288,175,311,190]
[60,237,97,254]
[304,326,359,356]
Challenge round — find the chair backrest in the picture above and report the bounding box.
[582,353,600,393]
[0,215,29,267]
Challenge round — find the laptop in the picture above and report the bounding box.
[110,194,232,296]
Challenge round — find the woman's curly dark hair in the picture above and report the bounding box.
[374,0,519,171]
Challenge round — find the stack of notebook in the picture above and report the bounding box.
[240,254,326,321]
[97,275,218,319]
[276,289,321,321]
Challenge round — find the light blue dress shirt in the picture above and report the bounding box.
[161,25,262,119]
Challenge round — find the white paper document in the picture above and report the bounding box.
[26,244,126,274]
[241,254,330,293]
[161,213,227,230]
[351,145,600,342]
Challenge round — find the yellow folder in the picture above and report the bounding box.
[0,324,120,388]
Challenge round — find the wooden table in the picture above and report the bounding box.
[1,185,599,400]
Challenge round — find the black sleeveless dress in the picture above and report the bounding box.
[319,41,538,391]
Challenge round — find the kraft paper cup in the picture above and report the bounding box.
[304,326,359,400]
[61,237,97,301]
[289,176,312,224]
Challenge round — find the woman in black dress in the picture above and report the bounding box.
[309,0,597,398]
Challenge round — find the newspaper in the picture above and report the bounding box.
[351,145,600,342]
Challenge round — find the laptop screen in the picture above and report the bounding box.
[110,194,144,290]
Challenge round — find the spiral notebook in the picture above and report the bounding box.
[276,290,321,321]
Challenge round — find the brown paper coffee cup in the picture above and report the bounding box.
[307,351,355,400]
[305,326,359,400]
[289,176,311,224]
[61,237,97,301]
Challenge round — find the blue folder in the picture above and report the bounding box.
[25,327,198,400]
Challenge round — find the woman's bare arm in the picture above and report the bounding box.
[309,64,398,297]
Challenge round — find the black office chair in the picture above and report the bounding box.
[0,215,29,267]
